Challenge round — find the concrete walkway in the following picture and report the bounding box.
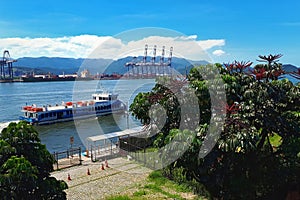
[51,157,152,200]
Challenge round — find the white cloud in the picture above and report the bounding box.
[0,35,225,61]
[212,49,225,56]
[197,39,225,50]
[177,35,198,41]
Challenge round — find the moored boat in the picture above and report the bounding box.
[19,92,126,125]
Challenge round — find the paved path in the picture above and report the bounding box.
[51,157,152,200]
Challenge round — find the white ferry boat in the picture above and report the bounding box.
[19,92,126,125]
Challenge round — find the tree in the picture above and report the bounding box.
[130,55,300,199]
[0,121,67,199]
[130,76,195,143]
[193,58,299,199]
[0,156,38,199]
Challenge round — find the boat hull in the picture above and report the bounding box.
[36,110,124,125]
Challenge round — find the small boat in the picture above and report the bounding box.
[19,92,126,125]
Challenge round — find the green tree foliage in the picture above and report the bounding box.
[130,76,199,144]
[130,55,300,199]
[0,121,67,200]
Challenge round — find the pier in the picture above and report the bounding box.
[124,44,173,78]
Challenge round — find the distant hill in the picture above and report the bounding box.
[14,56,209,76]
[282,64,299,73]
[13,56,299,77]
[15,57,112,75]
[13,66,47,76]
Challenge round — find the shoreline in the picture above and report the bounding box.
[0,76,157,83]
[0,120,19,132]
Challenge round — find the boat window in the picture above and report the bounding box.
[45,113,49,118]
[93,96,96,100]
[35,114,38,118]
[53,112,56,116]
[41,114,44,119]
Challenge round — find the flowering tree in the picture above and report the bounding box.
[130,55,300,199]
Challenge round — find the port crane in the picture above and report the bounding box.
[0,50,17,80]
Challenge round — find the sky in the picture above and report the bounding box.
[0,0,300,66]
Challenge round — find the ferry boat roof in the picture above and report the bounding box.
[92,93,118,97]
[22,92,121,113]
[46,105,72,111]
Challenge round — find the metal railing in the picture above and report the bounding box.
[52,147,82,170]
[119,139,162,169]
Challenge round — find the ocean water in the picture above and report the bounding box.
[0,79,155,153]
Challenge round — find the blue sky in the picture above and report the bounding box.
[1,0,300,66]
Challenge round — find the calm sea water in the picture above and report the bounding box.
[0,79,155,153]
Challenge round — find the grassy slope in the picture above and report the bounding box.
[106,170,206,200]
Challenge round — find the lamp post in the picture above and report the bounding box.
[125,102,130,129]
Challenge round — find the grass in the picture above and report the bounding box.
[106,195,131,200]
[132,190,147,197]
[106,170,206,200]
[135,147,158,153]
[144,147,158,152]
